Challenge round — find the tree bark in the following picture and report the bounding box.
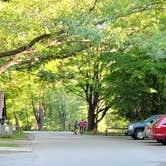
[87,106,95,131]
[13,111,20,131]
[32,99,45,131]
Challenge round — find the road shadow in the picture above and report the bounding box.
[142,141,165,146]
[157,161,166,166]
[124,137,166,146]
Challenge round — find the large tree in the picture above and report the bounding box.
[105,28,166,121]
[55,48,111,131]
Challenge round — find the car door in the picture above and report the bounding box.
[160,118,166,137]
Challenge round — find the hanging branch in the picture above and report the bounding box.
[97,106,110,123]
[0,37,91,74]
[0,54,21,74]
[12,46,89,71]
[115,1,163,19]
[95,1,163,25]
[89,0,98,12]
[0,34,51,59]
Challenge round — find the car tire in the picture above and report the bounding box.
[134,129,144,140]
[157,139,162,143]
[161,138,166,145]
[131,135,137,139]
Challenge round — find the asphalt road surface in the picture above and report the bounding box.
[0,131,166,166]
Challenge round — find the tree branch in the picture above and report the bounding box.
[0,53,72,74]
[95,1,163,25]
[89,0,98,12]
[115,1,162,19]
[0,54,21,74]
[65,86,86,99]
[0,38,90,74]
[16,46,88,66]
[97,106,110,123]
[0,34,51,59]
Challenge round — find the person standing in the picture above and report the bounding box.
[79,119,84,135]
[73,120,79,135]
[83,120,88,132]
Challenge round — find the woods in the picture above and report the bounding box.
[0,0,165,131]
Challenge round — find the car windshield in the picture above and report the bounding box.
[144,115,161,123]
[152,118,160,125]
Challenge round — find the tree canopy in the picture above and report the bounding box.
[0,0,165,130]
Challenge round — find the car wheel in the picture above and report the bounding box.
[134,129,144,140]
[161,141,166,145]
[156,139,162,143]
[131,135,137,139]
[161,138,166,145]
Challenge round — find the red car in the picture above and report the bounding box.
[150,115,166,145]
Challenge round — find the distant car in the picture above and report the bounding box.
[127,115,161,140]
[150,115,166,145]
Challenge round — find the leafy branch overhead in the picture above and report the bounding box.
[0,33,51,58]
[0,0,165,73]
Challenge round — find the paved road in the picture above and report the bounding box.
[0,131,166,166]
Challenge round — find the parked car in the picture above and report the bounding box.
[144,115,162,138]
[149,115,166,145]
[127,115,161,140]
[144,124,153,138]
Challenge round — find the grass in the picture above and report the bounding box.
[12,132,28,140]
[0,132,29,148]
[0,143,18,147]
[0,132,28,140]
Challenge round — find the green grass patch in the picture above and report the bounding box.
[0,132,29,148]
[0,143,18,147]
[0,132,28,141]
[12,132,28,140]
[84,131,105,136]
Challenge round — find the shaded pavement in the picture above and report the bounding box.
[0,131,166,166]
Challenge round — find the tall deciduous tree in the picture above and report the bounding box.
[56,48,111,131]
[104,30,166,121]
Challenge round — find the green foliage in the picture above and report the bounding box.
[0,0,165,129]
[104,43,166,120]
[37,69,56,83]
[41,88,86,131]
[105,111,128,128]
[0,132,28,140]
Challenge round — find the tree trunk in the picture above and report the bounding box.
[87,107,95,131]
[38,102,44,131]
[13,111,20,131]
[32,99,45,131]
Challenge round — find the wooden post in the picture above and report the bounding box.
[105,128,108,136]
[0,91,6,125]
